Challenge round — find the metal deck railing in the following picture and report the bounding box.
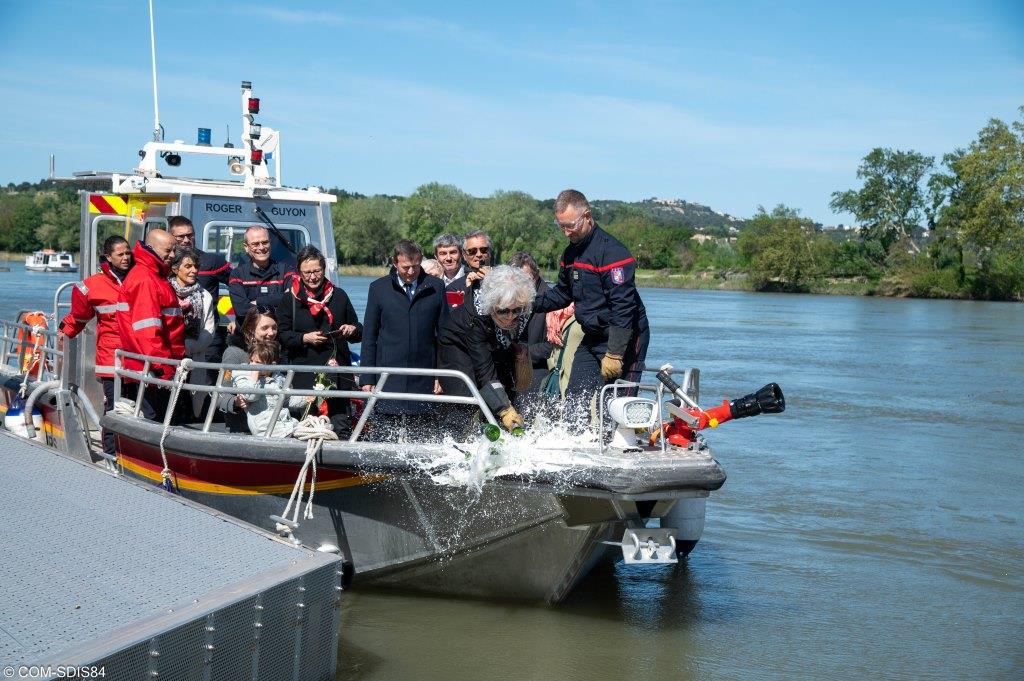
[0,304,701,456]
[113,350,500,443]
[0,316,65,384]
[596,367,699,455]
[112,349,700,451]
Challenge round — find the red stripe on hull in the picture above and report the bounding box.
[117,437,359,486]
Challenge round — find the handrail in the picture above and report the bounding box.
[595,366,699,455]
[112,350,499,442]
[52,281,77,328]
[0,319,65,383]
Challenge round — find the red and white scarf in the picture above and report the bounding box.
[292,277,335,328]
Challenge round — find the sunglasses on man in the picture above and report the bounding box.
[464,246,490,256]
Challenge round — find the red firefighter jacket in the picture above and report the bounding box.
[115,242,186,380]
[59,262,127,378]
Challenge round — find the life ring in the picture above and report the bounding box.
[15,311,48,375]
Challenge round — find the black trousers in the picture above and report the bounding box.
[565,324,651,408]
[99,377,118,456]
[98,379,164,455]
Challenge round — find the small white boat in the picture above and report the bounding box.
[25,249,78,273]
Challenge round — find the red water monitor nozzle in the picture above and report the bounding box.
[653,369,785,446]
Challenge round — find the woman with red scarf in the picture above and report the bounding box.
[277,245,362,435]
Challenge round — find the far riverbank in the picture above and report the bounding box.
[337,266,1011,300]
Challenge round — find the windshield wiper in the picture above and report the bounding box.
[253,206,297,255]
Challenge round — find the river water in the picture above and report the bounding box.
[8,266,1022,680]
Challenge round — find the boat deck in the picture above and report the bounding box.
[0,432,342,680]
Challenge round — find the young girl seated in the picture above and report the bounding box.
[232,339,313,437]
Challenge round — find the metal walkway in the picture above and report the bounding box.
[0,432,342,680]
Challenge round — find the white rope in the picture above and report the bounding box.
[157,358,193,490]
[112,399,138,416]
[275,415,337,536]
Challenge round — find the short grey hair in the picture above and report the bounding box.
[477,265,535,316]
[432,233,461,252]
[554,189,590,215]
[462,230,492,249]
[244,225,270,244]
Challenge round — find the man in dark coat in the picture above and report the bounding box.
[360,240,446,436]
[444,230,491,311]
[507,251,554,390]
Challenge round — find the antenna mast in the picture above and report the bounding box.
[148,0,162,141]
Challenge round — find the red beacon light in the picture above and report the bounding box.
[250,149,263,165]
[247,97,260,114]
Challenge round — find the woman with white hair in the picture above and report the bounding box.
[437,265,536,432]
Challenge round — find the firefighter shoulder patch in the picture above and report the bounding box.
[610,267,625,285]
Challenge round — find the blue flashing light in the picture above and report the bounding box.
[197,127,212,146]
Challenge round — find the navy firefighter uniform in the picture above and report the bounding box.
[534,224,650,401]
[227,256,296,343]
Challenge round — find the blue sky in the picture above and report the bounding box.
[1,1,1021,224]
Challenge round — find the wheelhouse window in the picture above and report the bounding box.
[204,222,309,268]
[91,216,139,265]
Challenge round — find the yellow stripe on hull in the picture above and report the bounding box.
[0,403,66,438]
[118,456,388,496]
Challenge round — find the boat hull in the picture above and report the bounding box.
[25,265,79,272]
[106,413,724,604]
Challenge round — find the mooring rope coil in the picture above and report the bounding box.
[275,415,337,538]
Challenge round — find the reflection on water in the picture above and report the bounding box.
[3,266,1021,680]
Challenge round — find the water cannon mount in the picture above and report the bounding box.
[652,365,786,447]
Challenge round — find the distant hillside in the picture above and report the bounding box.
[591,197,748,235]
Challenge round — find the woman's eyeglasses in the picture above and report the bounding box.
[464,247,489,256]
[495,306,525,316]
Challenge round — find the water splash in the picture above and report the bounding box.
[367,406,609,493]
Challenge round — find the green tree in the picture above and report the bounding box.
[402,182,474,249]
[0,194,42,252]
[737,205,823,291]
[604,210,687,269]
[472,190,550,265]
[830,148,934,257]
[332,196,403,265]
[928,109,1024,296]
[35,191,80,250]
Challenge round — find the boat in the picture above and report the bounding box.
[0,81,785,604]
[25,249,78,272]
